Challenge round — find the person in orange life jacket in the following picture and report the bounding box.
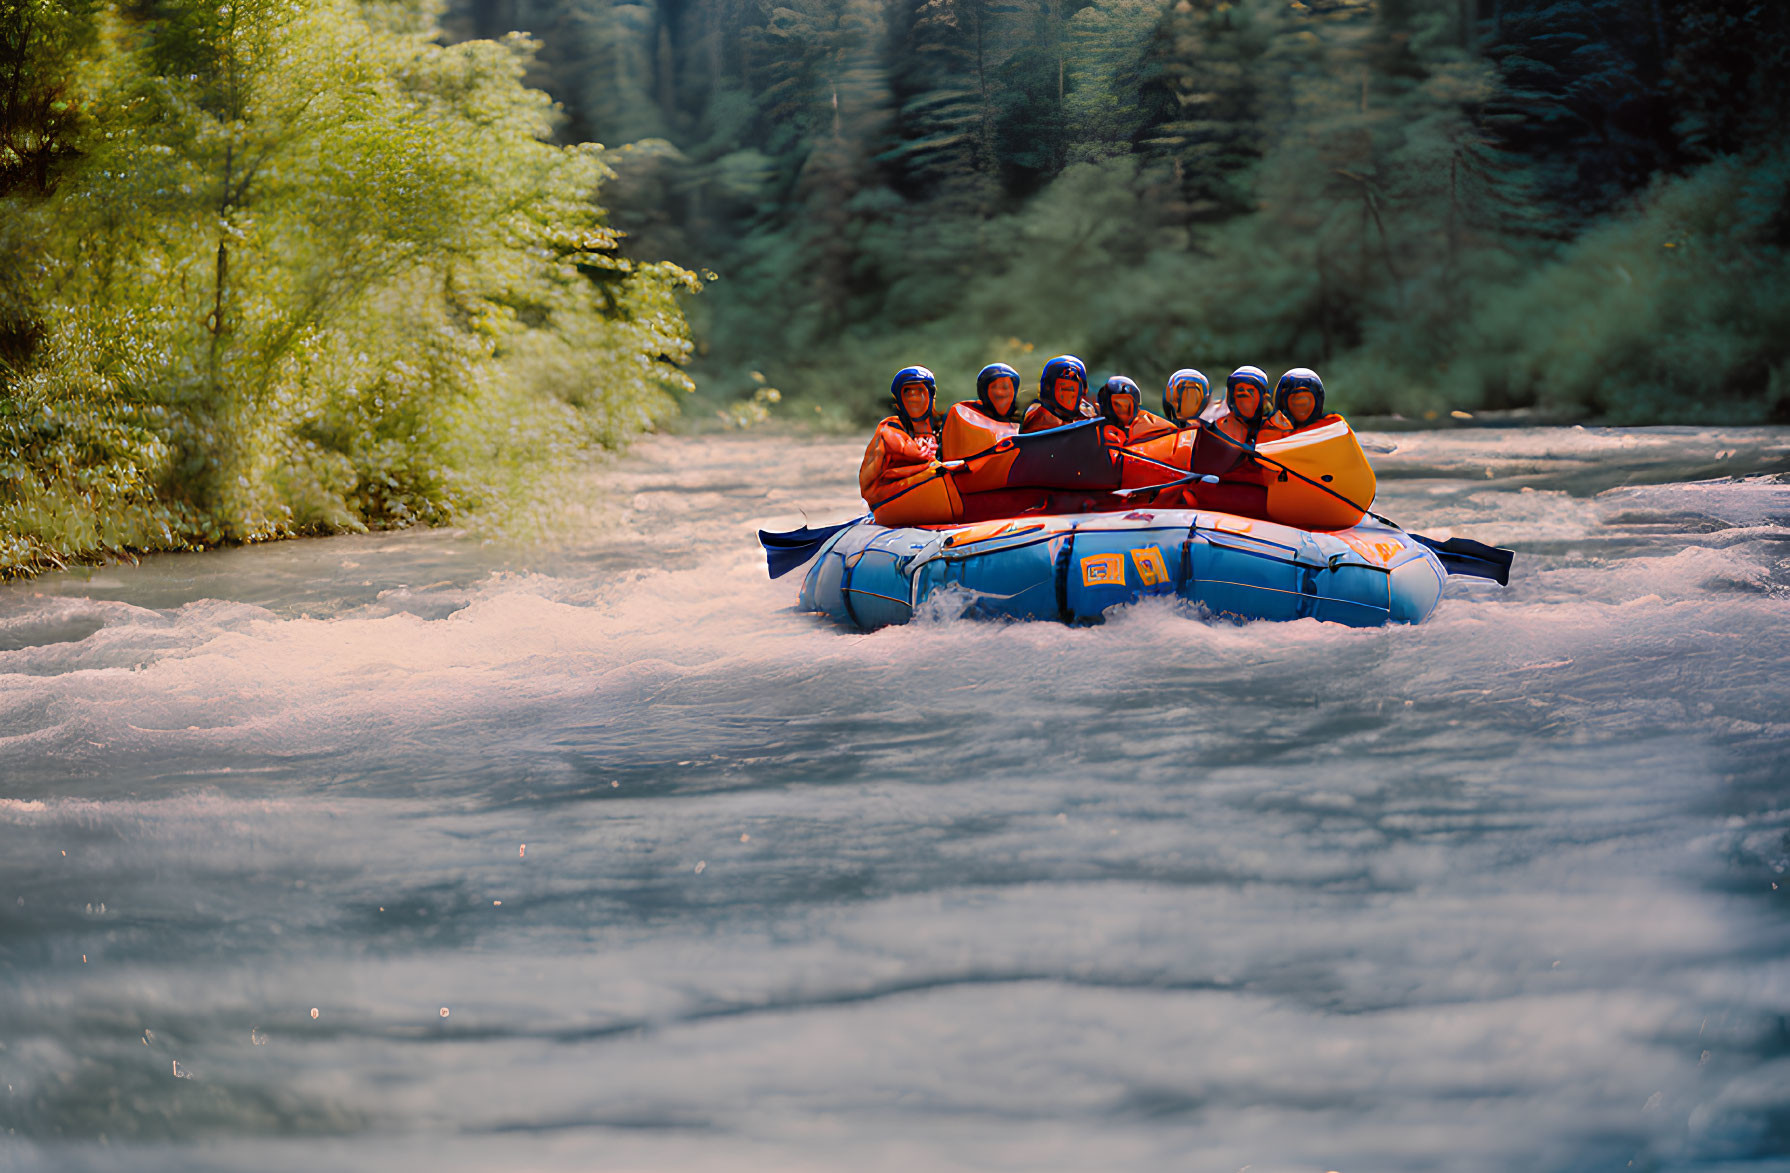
[1122,370,1205,506]
[1094,375,1140,445]
[1020,354,1096,432]
[859,366,943,505]
[1109,374,1181,442]
[940,362,1025,460]
[1162,368,1211,428]
[1213,365,1290,450]
[1273,368,1341,433]
[1097,374,1175,444]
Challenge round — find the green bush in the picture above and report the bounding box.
[1432,148,1790,423]
[0,0,697,577]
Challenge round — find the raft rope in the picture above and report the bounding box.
[1129,422,1514,584]
[862,417,1512,583]
[866,465,952,513]
[864,423,1081,512]
[1168,422,1385,522]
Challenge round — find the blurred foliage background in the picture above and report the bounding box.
[446,0,1790,429]
[5,0,1789,573]
[0,0,697,575]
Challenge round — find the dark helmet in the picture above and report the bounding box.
[975,362,1022,418]
[1038,354,1088,414]
[1164,368,1209,424]
[1274,367,1325,427]
[1225,365,1271,421]
[888,365,936,427]
[1039,355,1088,393]
[1096,375,1142,426]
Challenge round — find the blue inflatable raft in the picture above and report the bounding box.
[790,508,1448,629]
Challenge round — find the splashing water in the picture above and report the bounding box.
[2,428,1788,1172]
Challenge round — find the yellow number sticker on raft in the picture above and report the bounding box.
[1080,552,1126,587]
[1130,546,1170,586]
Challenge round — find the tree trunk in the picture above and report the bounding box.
[209,138,236,388]
[211,241,228,337]
[1317,243,1332,362]
[656,22,676,124]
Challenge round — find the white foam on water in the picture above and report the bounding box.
[1,430,1787,1170]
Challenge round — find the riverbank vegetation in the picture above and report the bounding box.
[0,0,698,577]
[449,0,1790,425]
[5,0,1786,578]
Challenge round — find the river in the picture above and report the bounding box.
[3,426,1789,1172]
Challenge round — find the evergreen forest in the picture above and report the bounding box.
[450,0,1790,429]
[3,0,1789,574]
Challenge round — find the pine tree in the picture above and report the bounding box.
[1135,0,1284,223]
[1478,0,1674,223]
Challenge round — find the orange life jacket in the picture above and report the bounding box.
[940,401,1020,462]
[1125,409,1178,443]
[1215,410,1291,447]
[1285,411,1345,434]
[859,415,938,505]
[1021,396,1094,433]
[1212,411,1291,485]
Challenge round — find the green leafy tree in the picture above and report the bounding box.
[0,0,697,575]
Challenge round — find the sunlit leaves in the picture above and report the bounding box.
[0,0,698,576]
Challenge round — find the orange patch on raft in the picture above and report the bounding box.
[1337,531,1405,566]
[1130,546,1171,586]
[1081,552,1126,586]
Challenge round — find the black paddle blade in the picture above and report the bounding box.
[1411,534,1515,585]
[1006,419,1121,491]
[759,516,864,579]
[1190,427,1246,478]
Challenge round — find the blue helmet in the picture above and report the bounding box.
[1039,355,1087,392]
[1038,354,1088,415]
[1274,368,1325,427]
[975,362,1022,418]
[1164,368,1209,424]
[1096,375,1141,425]
[888,365,936,426]
[1226,365,1271,422]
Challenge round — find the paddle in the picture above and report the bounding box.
[1160,421,1516,585]
[758,514,868,579]
[1000,418,1121,490]
[1113,471,1220,497]
[1407,534,1517,585]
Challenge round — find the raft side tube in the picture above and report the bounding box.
[800,524,932,626]
[1061,525,1191,621]
[797,511,1447,630]
[847,528,935,628]
[1387,543,1448,623]
[911,531,1064,621]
